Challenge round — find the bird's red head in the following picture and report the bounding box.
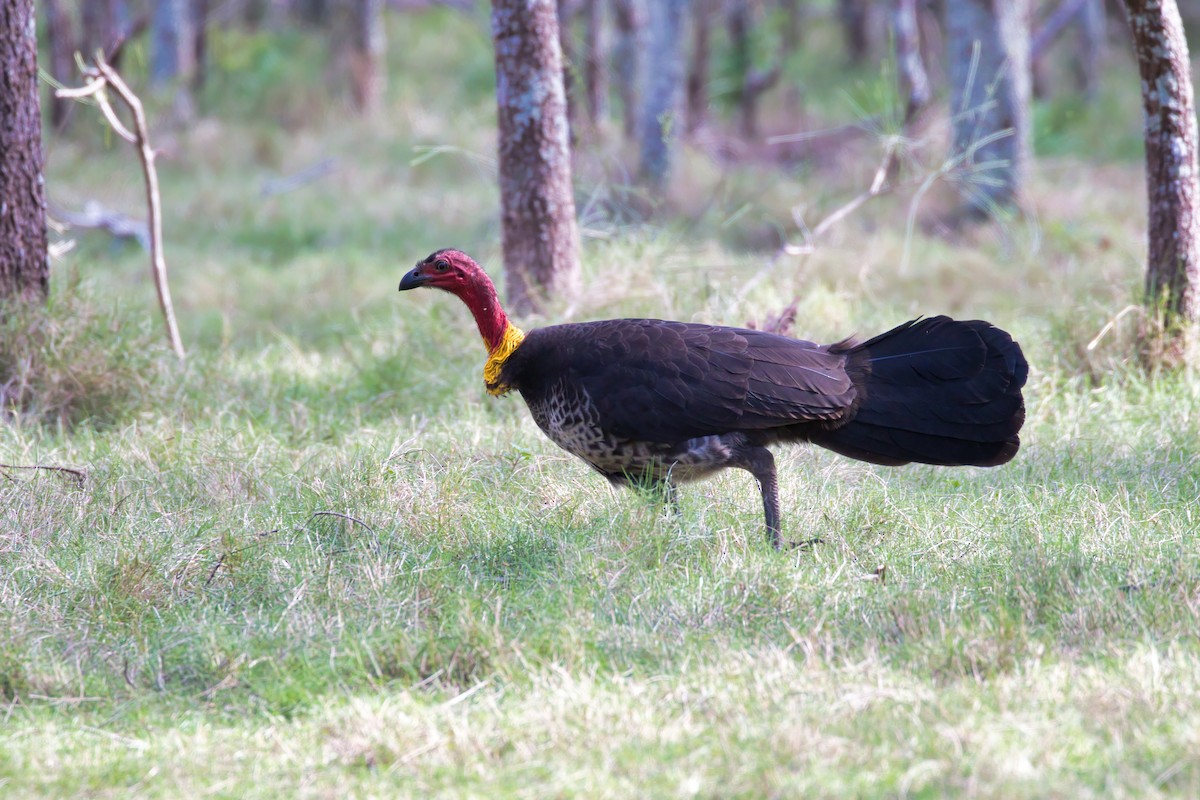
[399,249,514,356]
[398,248,487,296]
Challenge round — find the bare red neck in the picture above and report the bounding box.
[458,274,511,353]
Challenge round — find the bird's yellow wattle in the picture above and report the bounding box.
[483,322,525,396]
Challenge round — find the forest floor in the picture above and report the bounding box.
[3,7,1198,798]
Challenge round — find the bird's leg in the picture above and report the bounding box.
[734,446,782,550]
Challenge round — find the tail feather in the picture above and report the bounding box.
[813,316,1027,467]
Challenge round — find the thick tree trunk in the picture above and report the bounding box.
[612,0,642,142]
[946,0,1031,216]
[0,0,49,301]
[638,0,687,190]
[892,0,931,124]
[491,0,581,314]
[1124,0,1200,365]
[332,0,385,112]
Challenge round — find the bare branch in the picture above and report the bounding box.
[90,54,186,360]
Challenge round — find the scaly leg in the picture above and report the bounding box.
[734,446,781,549]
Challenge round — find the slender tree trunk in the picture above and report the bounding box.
[612,0,641,142]
[557,0,579,144]
[1074,0,1105,100]
[151,0,195,88]
[0,0,49,301]
[838,0,870,63]
[193,0,211,92]
[727,0,779,139]
[582,0,606,128]
[491,0,581,314]
[332,0,385,112]
[945,0,1032,216]
[43,0,75,130]
[1124,0,1199,365]
[685,0,714,134]
[893,0,930,124]
[638,0,687,190]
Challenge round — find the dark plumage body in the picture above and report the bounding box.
[400,249,1028,548]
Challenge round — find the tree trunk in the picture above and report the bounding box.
[193,0,210,91]
[1124,0,1200,365]
[0,0,49,301]
[81,0,131,64]
[892,0,931,124]
[838,0,870,63]
[727,0,778,139]
[332,0,385,112]
[1074,0,1105,100]
[945,0,1031,216]
[612,0,642,142]
[582,0,606,128]
[685,0,714,134]
[491,0,581,314]
[638,0,687,190]
[151,0,196,88]
[557,0,579,144]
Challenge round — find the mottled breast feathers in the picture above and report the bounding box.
[496,319,858,444]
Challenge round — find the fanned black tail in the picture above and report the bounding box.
[812,316,1028,467]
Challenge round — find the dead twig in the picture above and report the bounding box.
[785,137,901,255]
[0,463,87,487]
[56,53,185,360]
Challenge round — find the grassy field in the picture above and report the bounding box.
[3,6,1199,797]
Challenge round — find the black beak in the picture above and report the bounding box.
[399,266,429,291]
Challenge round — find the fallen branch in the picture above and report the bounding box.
[260,158,338,197]
[47,199,149,250]
[0,463,87,487]
[57,53,185,360]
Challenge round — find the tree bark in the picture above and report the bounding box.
[612,0,642,142]
[638,0,687,190]
[1124,0,1200,364]
[0,0,49,301]
[945,0,1032,216]
[491,0,581,314]
[892,0,931,124]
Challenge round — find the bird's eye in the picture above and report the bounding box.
[434,259,450,272]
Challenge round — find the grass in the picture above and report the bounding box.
[4,5,1200,797]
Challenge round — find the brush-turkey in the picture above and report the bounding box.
[399,249,1028,549]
